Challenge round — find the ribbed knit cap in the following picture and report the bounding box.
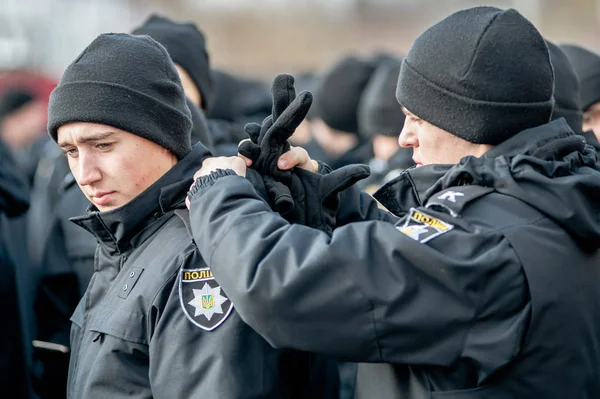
[559,44,600,111]
[397,6,554,145]
[132,14,213,111]
[547,40,583,133]
[358,58,405,138]
[48,33,192,159]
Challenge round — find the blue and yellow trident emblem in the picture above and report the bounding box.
[202,294,214,310]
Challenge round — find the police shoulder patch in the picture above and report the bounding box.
[396,208,453,243]
[179,267,233,331]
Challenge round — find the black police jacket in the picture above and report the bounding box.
[66,143,315,399]
[189,118,600,398]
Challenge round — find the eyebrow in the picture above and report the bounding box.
[58,131,116,147]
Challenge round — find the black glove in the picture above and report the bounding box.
[238,74,312,214]
[285,164,371,234]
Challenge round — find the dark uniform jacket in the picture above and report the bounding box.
[0,138,34,398]
[66,144,313,399]
[189,119,600,398]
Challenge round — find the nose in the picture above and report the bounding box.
[74,152,102,186]
[399,124,418,148]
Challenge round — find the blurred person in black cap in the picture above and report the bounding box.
[186,6,600,398]
[547,40,600,150]
[560,43,600,141]
[357,57,414,194]
[304,54,376,169]
[0,86,58,183]
[131,13,212,112]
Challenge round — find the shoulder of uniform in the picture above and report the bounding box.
[424,185,494,217]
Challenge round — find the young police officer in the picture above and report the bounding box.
[48,32,317,398]
[186,6,600,398]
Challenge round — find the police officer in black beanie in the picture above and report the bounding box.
[47,32,321,399]
[185,6,600,398]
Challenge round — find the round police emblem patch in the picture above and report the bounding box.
[179,267,233,331]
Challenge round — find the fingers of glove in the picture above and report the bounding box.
[244,123,262,143]
[271,74,297,122]
[257,116,275,145]
[320,164,371,199]
[281,173,308,225]
[264,176,295,215]
[238,140,261,163]
[265,91,313,146]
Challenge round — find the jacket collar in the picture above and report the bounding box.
[373,119,579,216]
[71,143,211,254]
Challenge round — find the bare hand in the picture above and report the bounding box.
[238,142,318,173]
[186,156,247,210]
[193,156,247,181]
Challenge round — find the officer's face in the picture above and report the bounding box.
[399,107,492,166]
[57,122,177,212]
[583,102,600,141]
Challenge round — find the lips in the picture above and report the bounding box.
[90,191,115,206]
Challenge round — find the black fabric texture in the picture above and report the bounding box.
[131,14,213,111]
[547,40,583,133]
[396,6,554,145]
[47,33,192,160]
[285,165,370,234]
[560,43,600,111]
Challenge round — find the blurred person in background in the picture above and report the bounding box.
[560,43,600,141]
[0,85,56,183]
[186,6,600,398]
[547,40,600,150]
[305,54,376,169]
[357,57,414,194]
[0,136,35,399]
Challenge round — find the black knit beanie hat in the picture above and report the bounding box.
[358,58,405,138]
[0,87,35,119]
[546,41,583,133]
[132,14,213,111]
[559,44,600,112]
[48,33,192,160]
[314,55,377,135]
[396,6,554,145]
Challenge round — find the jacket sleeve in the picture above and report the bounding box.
[190,176,529,372]
[336,184,399,226]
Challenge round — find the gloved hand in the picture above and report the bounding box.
[285,164,371,234]
[238,74,312,215]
